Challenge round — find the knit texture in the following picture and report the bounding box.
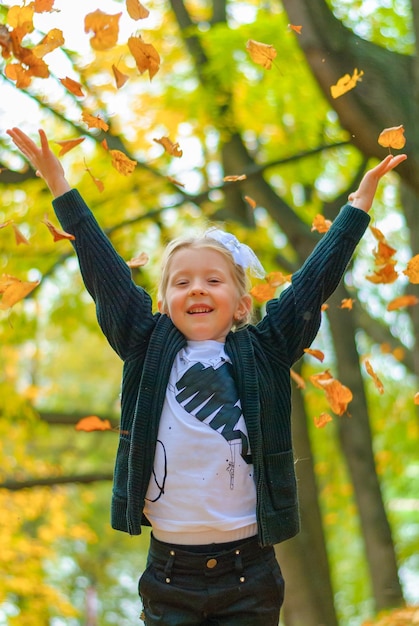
[53,190,370,546]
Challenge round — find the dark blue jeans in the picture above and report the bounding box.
[139,535,284,625]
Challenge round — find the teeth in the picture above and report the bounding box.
[189,307,211,314]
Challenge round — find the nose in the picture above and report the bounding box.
[189,280,208,295]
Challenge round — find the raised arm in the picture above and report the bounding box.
[6,127,71,198]
[348,153,407,212]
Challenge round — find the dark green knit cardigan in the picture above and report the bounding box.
[53,189,370,546]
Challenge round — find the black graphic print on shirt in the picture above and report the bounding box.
[175,361,252,487]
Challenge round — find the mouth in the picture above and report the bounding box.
[187,306,213,315]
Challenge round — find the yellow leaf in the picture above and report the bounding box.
[128,35,160,80]
[126,0,150,20]
[310,370,353,416]
[75,416,112,432]
[311,214,332,233]
[84,10,121,51]
[81,111,109,131]
[60,76,85,97]
[304,348,325,362]
[43,215,75,241]
[314,413,333,428]
[246,39,277,70]
[403,254,419,284]
[364,359,384,394]
[0,274,40,309]
[378,125,406,150]
[12,223,29,245]
[55,137,85,156]
[414,393,419,406]
[153,136,183,157]
[340,298,355,310]
[109,149,137,175]
[32,28,64,57]
[127,251,149,268]
[330,68,364,99]
[112,64,129,88]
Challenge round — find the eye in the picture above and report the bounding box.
[208,277,221,284]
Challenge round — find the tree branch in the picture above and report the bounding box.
[0,473,113,490]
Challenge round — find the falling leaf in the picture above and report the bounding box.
[288,24,302,35]
[32,28,64,57]
[290,369,306,389]
[75,415,112,432]
[244,195,257,209]
[366,227,399,284]
[12,223,29,245]
[250,271,291,303]
[378,125,406,150]
[153,136,183,158]
[304,348,325,362]
[310,370,353,416]
[84,10,121,50]
[43,215,75,241]
[0,274,40,309]
[246,39,277,69]
[414,392,419,405]
[112,63,129,88]
[0,220,13,230]
[387,294,419,311]
[34,0,55,12]
[392,347,405,361]
[128,35,160,80]
[7,4,34,41]
[81,111,109,132]
[311,214,332,233]
[364,360,384,394]
[403,254,419,284]
[54,137,85,156]
[60,76,85,97]
[366,264,399,284]
[340,298,355,310]
[127,251,149,268]
[314,413,333,428]
[109,149,137,175]
[321,303,329,311]
[85,164,105,193]
[223,174,247,182]
[330,68,364,99]
[126,0,150,20]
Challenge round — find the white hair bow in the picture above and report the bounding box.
[204,228,265,278]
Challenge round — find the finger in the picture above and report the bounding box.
[39,128,49,153]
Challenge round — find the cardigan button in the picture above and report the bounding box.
[206,558,218,569]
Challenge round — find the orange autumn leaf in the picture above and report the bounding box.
[167,175,185,188]
[340,298,355,310]
[75,415,112,432]
[43,216,75,241]
[85,164,105,193]
[84,10,121,50]
[5,58,48,87]
[60,76,85,97]
[223,174,247,182]
[109,149,137,175]
[266,271,292,287]
[370,225,386,242]
[127,251,149,268]
[374,240,397,265]
[314,413,333,429]
[378,125,406,150]
[290,368,306,389]
[12,223,29,245]
[34,0,55,12]
[153,136,183,158]
[366,263,398,284]
[250,283,276,303]
[126,0,150,20]
[55,137,85,156]
[321,303,329,311]
[288,24,302,35]
[112,64,129,88]
[403,254,419,284]
[0,274,40,309]
[392,347,405,361]
[330,68,364,99]
[311,214,332,233]
[7,5,34,40]
[366,227,399,284]
[244,195,257,209]
[310,370,353,416]
[414,392,419,405]
[0,220,13,230]
[304,348,325,362]
[246,39,277,69]
[364,360,384,394]
[387,294,419,311]
[128,35,160,80]
[32,28,64,57]
[81,111,109,132]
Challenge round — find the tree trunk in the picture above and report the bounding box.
[276,369,338,626]
[327,283,404,611]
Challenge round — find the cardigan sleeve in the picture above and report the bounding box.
[52,189,156,360]
[261,204,370,365]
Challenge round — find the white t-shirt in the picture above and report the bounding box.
[143,340,257,544]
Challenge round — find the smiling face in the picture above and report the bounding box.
[158,246,252,343]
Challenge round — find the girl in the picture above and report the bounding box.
[6,127,406,625]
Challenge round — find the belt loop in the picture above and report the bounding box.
[234,549,245,583]
[164,549,175,584]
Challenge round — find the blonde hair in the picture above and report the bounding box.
[157,234,253,328]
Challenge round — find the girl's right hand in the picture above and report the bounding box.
[6,127,71,198]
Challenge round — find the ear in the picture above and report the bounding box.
[158,300,165,313]
[234,294,252,321]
